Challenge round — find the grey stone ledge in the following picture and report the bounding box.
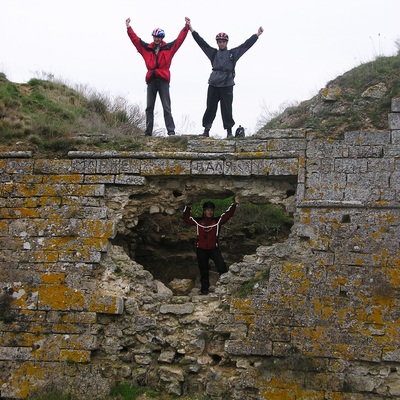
[159,303,194,315]
[0,151,33,158]
[298,200,400,209]
[67,150,301,161]
[254,128,306,139]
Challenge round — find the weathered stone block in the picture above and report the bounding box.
[186,139,236,153]
[225,340,273,355]
[60,349,91,363]
[97,158,120,174]
[6,159,34,174]
[255,128,306,139]
[141,159,191,175]
[191,160,224,175]
[115,174,146,185]
[392,97,400,112]
[159,303,194,315]
[224,159,252,176]
[252,158,298,176]
[34,159,72,174]
[0,347,33,361]
[344,131,391,145]
[388,113,400,129]
[120,158,141,174]
[88,294,124,315]
[84,174,115,184]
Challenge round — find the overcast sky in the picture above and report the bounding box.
[1,0,399,137]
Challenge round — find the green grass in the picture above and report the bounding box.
[190,197,293,238]
[0,72,146,153]
[110,383,210,400]
[110,383,158,399]
[261,53,400,136]
[29,391,73,400]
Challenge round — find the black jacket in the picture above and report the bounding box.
[192,31,258,87]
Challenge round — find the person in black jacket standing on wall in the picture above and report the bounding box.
[187,20,264,138]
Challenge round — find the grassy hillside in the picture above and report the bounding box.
[260,53,400,137]
[1,53,400,156]
[0,72,150,154]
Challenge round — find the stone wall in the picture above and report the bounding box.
[0,99,399,399]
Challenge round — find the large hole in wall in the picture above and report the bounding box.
[110,176,296,287]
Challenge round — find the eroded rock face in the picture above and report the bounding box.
[1,119,400,399]
[107,175,295,286]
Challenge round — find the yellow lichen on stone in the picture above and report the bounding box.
[60,349,91,363]
[38,284,85,311]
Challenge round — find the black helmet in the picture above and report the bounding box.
[203,201,215,209]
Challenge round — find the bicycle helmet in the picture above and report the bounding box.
[203,201,215,209]
[215,32,229,41]
[151,28,165,38]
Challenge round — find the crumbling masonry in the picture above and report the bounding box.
[0,99,399,399]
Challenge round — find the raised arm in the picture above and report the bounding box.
[219,203,237,225]
[185,17,193,32]
[183,205,196,226]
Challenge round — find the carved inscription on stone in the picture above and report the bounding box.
[191,160,224,175]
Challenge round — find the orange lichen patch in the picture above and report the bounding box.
[259,388,295,400]
[2,332,45,347]
[24,196,62,207]
[333,277,348,286]
[337,307,367,328]
[373,249,390,266]
[60,311,97,324]
[8,283,36,310]
[38,284,85,311]
[231,298,253,313]
[0,207,41,219]
[42,174,83,184]
[312,299,334,320]
[259,375,325,400]
[42,272,65,284]
[283,263,308,283]
[293,327,355,359]
[234,313,255,326]
[31,251,59,263]
[60,349,91,363]
[5,362,47,399]
[87,294,123,314]
[0,219,8,231]
[382,265,400,285]
[79,219,115,238]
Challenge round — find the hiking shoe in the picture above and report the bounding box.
[202,128,210,137]
[167,131,175,136]
[200,290,209,295]
[226,128,233,138]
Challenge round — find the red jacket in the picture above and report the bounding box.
[127,25,189,83]
[183,203,237,249]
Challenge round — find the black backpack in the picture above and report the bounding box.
[235,125,245,138]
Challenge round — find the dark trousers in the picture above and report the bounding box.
[146,78,175,135]
[202,85,234,130]
[196,248,228,292]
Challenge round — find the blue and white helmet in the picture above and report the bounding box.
[151,28,165,38]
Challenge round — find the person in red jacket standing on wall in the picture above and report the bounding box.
[126,17,191,136]
[183,201,237,295]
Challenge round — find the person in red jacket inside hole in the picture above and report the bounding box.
[183,201,237,295]
[125,17,191,136]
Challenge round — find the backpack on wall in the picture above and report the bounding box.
[235,125,245,138]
